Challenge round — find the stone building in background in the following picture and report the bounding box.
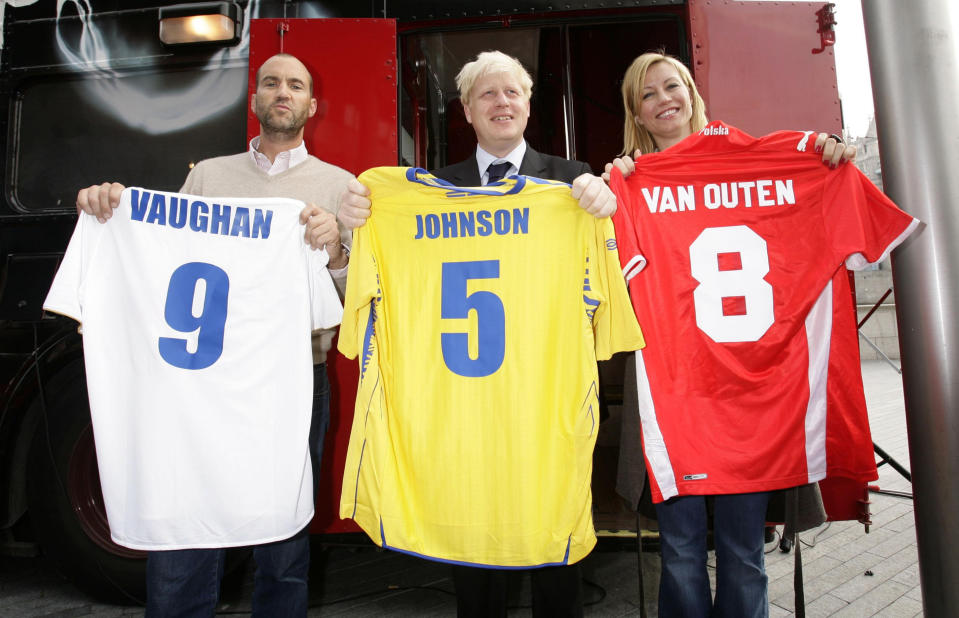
[849,118,901,362]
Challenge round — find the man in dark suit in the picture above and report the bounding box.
[337,50,614,228]
[338,51,610,617]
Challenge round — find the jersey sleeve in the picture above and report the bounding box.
[608,167,646,283]
[43,211,107,323]
[822,165,919,270]
[337,225,378,360]
[588,216,645,360]
[306,246,344,330]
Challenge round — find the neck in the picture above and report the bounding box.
[256,130,304,163]
[479,138,523,160]
[654,125,693,152]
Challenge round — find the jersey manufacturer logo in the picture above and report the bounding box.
[682,473,708,481]
[699,125,729,136]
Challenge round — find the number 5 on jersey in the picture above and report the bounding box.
[441,260,505,378]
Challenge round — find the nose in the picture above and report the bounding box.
[493,90,509,106]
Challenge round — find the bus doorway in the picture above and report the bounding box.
[399,13,688,173]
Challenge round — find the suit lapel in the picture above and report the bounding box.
[518,146,548,178]
[448,155,482,186]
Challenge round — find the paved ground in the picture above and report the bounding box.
[0,360,922,616]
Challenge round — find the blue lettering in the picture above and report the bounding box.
[251,209,272,239]
[414,214,424,239]
[230,207,251,238]
[425,214,440,239]
[458,211,475,236]
[146,193,167,226]
[190,200,209,232]
[129,189,150,221]
[168,197,187,229]
[512,208,529,234]
[494,210,509,235]
[210,204,231,235]
[441,212,457,238]
[477,210,492,236]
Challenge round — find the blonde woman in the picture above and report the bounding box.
[604,52,856,618]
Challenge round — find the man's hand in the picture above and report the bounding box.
[815,133,857,168]
[77,182,125,223]
[602,150,641,183]
[301,205,347,269]
[571,173,617,218]
[337,178,372,230]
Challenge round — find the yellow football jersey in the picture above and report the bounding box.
[338,167,644,568]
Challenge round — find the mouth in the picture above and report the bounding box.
[656,107,680,120]
[490,115,513,122]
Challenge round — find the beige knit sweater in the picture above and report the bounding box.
[180,152,354,363]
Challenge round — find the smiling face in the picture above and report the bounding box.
[462,71,530,157]
[635,61,694,150]
[251,54,317,139]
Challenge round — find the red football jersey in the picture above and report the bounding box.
[610,122,918,502]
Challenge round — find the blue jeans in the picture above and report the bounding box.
[309,362,331,497]
[655,492,771,618]
[144,363,330,617]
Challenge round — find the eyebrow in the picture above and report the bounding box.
[643,77,680,89]
[259,75,305,86]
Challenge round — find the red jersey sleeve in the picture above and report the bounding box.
[609,167,646,283]
[822,164,919,270]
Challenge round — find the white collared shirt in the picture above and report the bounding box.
[476,142,527,185]
[249,136,309,176]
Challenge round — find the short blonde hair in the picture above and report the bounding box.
[455,51,533,104]
[621,52,707,155]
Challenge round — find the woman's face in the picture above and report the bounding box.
[635,61,694,149]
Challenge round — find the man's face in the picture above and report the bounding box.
[463,71,530,156]
[251,55,317,137]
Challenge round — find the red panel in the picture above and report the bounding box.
[249,18,397,534]
[689,2,867,524]
[248,19,397,175]
[689,0,842,136]
[820,476,872,524]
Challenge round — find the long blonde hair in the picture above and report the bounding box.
[621,52,708,155]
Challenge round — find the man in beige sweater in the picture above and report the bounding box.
[76,53,349,617]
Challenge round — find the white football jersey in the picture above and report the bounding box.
[44,187,342,550]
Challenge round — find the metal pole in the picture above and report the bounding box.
[861,1,959,614]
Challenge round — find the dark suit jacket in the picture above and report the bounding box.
[431,145,591,186]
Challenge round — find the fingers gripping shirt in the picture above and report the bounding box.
[609,122,919,502]
[338,168,644,568]
[43,188,343,550]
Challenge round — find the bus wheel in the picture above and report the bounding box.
[26,359,146,604]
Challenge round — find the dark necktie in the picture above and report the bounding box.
[486,161,512,184]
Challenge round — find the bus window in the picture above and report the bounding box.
[8,66,248,214]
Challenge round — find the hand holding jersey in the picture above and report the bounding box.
[601,133,856,184]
